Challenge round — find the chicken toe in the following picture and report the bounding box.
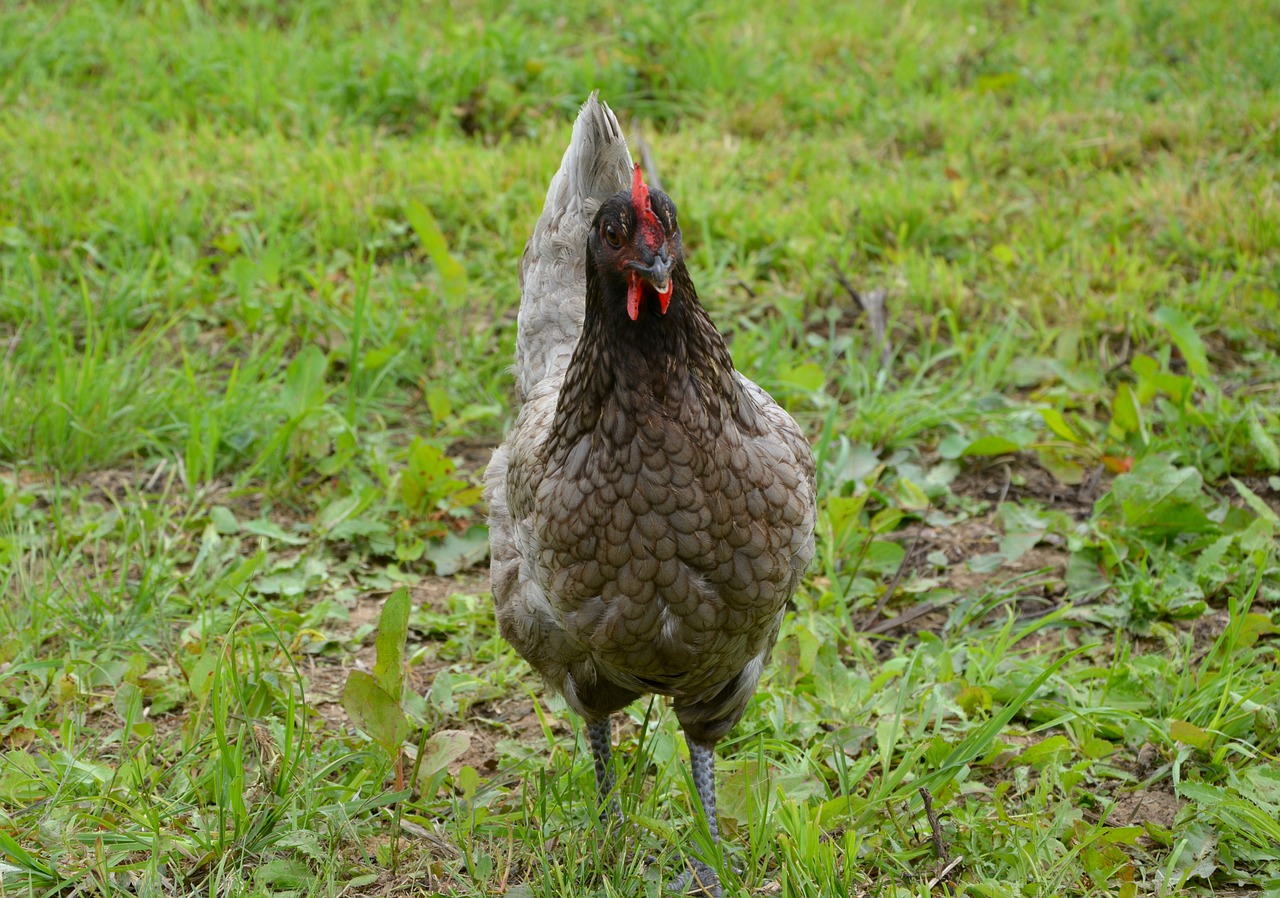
[667,860,721,898]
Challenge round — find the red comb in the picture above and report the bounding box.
[631,164,662,245]
[631,163,650,213]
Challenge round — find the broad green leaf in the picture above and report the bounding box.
[416,729,473,782]
[228,255,258,300]
[401,438,467,513]
[957,685,992,716]
[869,507,903,534]
[823,494,867,535]
[317,486,379,533]
[275,830,326,861]
[1109,382,1143,442]
[998,503,1048,533]
[863,539,905,576]
[1192,532,1234,581]
[187,651,220,701]
[241,518,308,545]
[1235,612,1279,649]
[395,538,426,563]
[962,435,1022,457]
[212,231,241,255]
[220,552,265,592]
[113,682,142,723]
[1167,819,1218,879]
[996,503,1046,563]
[258,243,283,286]
[327,516,392,543]
[1080,737,1114,760]
[968,553,1005,573]
[817,792,870,826]
[1248,410,1280,471]
[778,362,826,393]
[1236,765,1280,814]
[425,526,490,576]
[1239,515,1278,553]
[406,200,467,303]
[1102,826,1145,846]
[990,243,1017,265]
[892,476,930,510]
[281,344,329,418]
[373,588,411,703]
[1154,306,1210,381]
[1130,353,1160,379]
[1132,353,1192,404]
[1232,477,1280,526]
[451,402,505,428]
[1040,408,1083,444]
[209,505,239,534]
[341,670,411,754]
[1064,550,1110,595]
[254,561,323,597]
[256,858,315,890]
[1020,735,1071,769]
[1177,781,1280,844]
[1169,719,1212,751]
[1037,447,1086,485]
[457,765,480,801]
[362,346,396,370]
[937,433,970,459]
[426,386,453,424]
[998,530,1041,564]
[1113,456,1215,535]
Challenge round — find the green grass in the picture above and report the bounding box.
[2,0,1279,895]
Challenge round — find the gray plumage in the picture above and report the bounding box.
[485,92,816,895]
[513,92,634,402]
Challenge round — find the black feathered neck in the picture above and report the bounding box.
[549,248,753,452]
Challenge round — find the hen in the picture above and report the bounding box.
[485,93,816,896]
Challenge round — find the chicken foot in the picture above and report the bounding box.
[666,735,723,897]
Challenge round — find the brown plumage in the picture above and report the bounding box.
[485,93,815,896]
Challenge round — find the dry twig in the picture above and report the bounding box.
[828,258,891,368]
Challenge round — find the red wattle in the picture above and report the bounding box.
[627,273,642,320]
[658,283,672,314]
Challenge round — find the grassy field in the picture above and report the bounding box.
[2,0,1280,895]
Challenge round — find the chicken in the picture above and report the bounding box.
[485,92,816,896]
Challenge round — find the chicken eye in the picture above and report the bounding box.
[604,223,622,248]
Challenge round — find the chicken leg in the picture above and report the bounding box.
[667,735,722,897]
[586,716,623,825]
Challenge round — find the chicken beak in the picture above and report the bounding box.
[638,252,673,297]
[625,251,674,320]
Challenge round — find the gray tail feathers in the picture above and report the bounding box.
[564,91,634,213]
[525,91,634,254]
[515,92,634,398]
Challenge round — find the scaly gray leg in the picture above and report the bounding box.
[667,735,722,897]
[586,716,622,825]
